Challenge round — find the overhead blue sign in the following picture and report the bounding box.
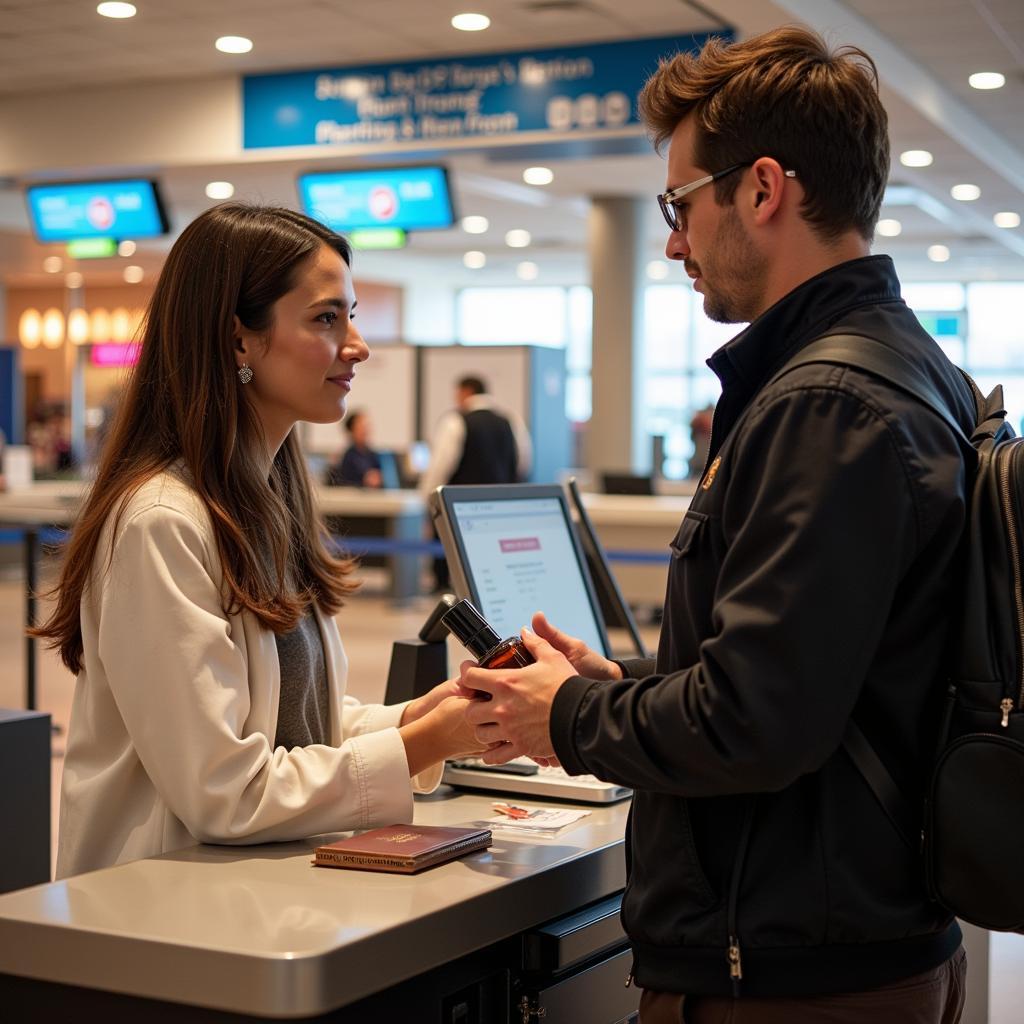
[298,165,454,231]
[243,33,729,151]
[26,179,169,242]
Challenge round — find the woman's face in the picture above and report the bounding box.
[237,244,368,455]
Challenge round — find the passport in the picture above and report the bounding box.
[313,824,492,874]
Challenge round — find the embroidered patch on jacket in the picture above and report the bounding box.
[701,456,722,491]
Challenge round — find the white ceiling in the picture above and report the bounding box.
[0,0,1022,289]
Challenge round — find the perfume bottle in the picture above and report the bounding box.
[440,598,535,669]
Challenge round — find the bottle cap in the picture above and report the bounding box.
[440,598,501,659]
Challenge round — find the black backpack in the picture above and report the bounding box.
[780,333,1024,932]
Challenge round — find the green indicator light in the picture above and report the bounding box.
[66,237,118,259]
[348,228,407,250]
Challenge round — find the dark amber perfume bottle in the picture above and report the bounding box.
[439,599,535,669]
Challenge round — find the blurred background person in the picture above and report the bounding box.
[325,409,383,488]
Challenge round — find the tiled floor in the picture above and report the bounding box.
[2,553,1022,1022]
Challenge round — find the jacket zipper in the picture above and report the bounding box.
[998,444,1024,719]
[726,799,757,996]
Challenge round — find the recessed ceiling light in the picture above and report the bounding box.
[950,183,981,201]
[646,260,670,280]
[97,2,136,18]
[451,13,490,31]
[65,272,84,289]
[876,218,902,237]
[205,181,235,199]
[461,215,489,234]
[117,240,137,257]
[969,72,1005,90]
[994,211,1021,229]
[505,229,531,248]
[464,251,486,269]
[899,150,933,168]
[215,36,253,54]
[42,256,63,274]
[523,166,554,186]
[124,265,145,284]
[516,261,539,281]
[927,244,951,263]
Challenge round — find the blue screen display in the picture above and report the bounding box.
[26,179,169,242]
[298,166,454,232]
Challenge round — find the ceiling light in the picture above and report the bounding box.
[899,150,933,168]
[646,260,670,280]
[463,251,486,269]
[876,218,902,237]
[950,183,981,201]
[42,308,65,349]
[461,215,489,234]
[97,2,136,18]
[523,166,554,186]
[205,181,235,200]
[42,256,63,274]
[969,72,1005,90]
[994,211,1021,229]
[65,272,84,289]
[451,13,490,31]
[68,308,90,346]
[215,36,253,54]
[118,240,137,257]
[123,265,145,284]
[927,244,951,263]
[505,229,531,248]
[18,309,42,349]
[516,261,539,281]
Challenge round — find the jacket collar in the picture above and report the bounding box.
[707,254,903,395]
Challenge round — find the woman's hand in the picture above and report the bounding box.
[531,611,623,682]
[399,695,489,776]
[399,677,462,727]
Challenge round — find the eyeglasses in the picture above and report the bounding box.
[657,163,797,232]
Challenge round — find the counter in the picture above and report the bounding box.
[0,789,631,1020]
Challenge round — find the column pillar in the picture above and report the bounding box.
[586,196,646,476]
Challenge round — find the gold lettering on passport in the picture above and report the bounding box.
[701,456,722,491]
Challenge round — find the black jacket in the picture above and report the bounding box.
[550,256,975,997]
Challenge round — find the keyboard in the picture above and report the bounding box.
[443,757,631,805]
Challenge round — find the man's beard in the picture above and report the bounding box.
[693,206,767,325]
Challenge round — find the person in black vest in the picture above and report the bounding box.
[420,375,532,588]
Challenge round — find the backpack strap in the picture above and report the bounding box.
[773,332,973,854]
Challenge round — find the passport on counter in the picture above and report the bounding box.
[313,824,492,874]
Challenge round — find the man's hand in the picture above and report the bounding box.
[399,677,462,727]
[531,611,623,681]
[461,628,576,763]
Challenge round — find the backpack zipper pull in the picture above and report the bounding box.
[1001,698,1013,728]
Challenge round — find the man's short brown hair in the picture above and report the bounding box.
[638,26,889,242]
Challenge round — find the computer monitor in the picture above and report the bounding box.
[25,178,170,242]
[566,477,648,659]
[430,484,611,658]
[601,471,655,496]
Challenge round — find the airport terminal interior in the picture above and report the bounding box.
[1,0,1023,1021]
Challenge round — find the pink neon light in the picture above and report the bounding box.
[91,342,141,367]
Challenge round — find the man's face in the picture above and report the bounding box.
[664,118,767,324]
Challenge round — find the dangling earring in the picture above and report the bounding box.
[238,363,253,384]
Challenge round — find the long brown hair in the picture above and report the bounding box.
[34,202,359,673]
[638,26,889,241]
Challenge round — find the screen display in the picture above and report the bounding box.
[450,496,606,655]
[298,166,454,232]
[26,179,169,242]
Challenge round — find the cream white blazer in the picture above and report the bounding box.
[57,471,441,879]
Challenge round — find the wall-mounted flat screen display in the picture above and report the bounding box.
[26,179,169,242]
[298,165,454,232]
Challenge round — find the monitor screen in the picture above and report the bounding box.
[441,488,609,657]
[26,179,169,242]
[298,165,454,232]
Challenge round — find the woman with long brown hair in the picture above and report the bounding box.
[36,203,480,878]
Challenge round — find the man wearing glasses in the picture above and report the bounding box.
[460,25,975,1023]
